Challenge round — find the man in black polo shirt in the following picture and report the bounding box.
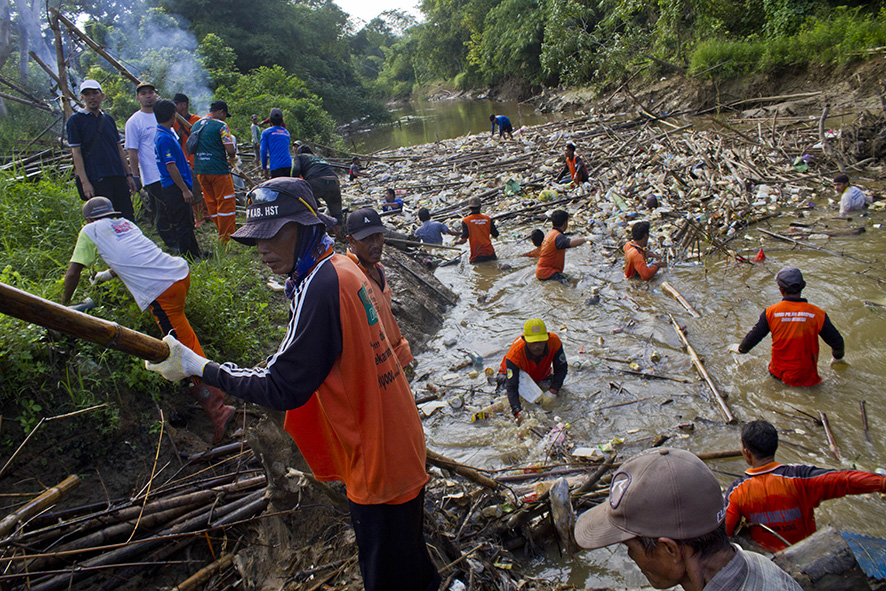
[67,79,137,221]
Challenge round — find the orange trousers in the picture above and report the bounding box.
[196,173,236,241]
[148,274,205,357]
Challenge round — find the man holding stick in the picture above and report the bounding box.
[66,80,137,221]
[62,197,233,443]
[144,178,440,591]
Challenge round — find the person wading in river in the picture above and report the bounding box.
[456,196,499,263]
[624,221,665,280]
[725,419,886,552]
[144,178,440,591]
[496,319,568,421]
[536,209,586,283]
[734,267,845,387]
[63,197,234,443]
[346,207,414,368]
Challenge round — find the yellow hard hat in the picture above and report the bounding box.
[523,318,549,343]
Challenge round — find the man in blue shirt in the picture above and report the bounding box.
[489,114,513,139]
[154,99,201,260]
[66,79,137,221]
[413,207,456,244]
[260,108,293,179]
[381,188,404,213]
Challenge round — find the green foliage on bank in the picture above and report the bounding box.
[0,171,287,444]
[689,7,886,77]
[377,0,886,95]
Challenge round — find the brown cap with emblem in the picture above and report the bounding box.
[574,448,726,549]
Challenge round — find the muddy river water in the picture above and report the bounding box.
[368,100,886,588]
[412,206,885,588]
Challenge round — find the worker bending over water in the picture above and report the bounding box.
[497,319,567,421]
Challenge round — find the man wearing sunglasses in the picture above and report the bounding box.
[144,177,440,591]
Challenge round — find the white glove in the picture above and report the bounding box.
[91,270,114,285]
[830,357,849,367]
[145,334,210,381]
[727,343,741,354]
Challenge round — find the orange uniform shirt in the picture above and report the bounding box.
[346,251,414,368]
[764,300,827,387]
[536,228,568,280]
[174,113,201,168]
[461,213,497,262]
[499,333,563,382]
[623,242,659,280]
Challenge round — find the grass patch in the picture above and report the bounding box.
[689,8,886,78]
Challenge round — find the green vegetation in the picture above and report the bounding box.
[0,171,287,447]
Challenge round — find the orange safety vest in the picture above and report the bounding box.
[765,299,827,387]
[346,251,414,368]
[462,213,495,262]
[174,113,201,168]
[536,228,566,279]
[498,333,563,382]
[283,255,428,505]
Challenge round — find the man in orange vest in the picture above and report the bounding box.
[497,319,568,420]
[145,178,439,591]
[345,207,413,369]
[556,143,590,185]
[624,221,665,280]
[536,210,586,282]
[456,196,499,263]
[736,267,845,387]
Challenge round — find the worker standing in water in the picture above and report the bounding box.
[624,221,665,280]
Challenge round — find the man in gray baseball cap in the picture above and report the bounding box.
[735,266,845,387]
[575,448,801,591]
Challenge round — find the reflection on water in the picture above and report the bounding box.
[350,98,574,153]
[411,202,885,588]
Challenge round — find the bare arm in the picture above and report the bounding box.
[118,144,137,193]
[70,146,94,198]
[62,262,86,305]
[166,162,195,203]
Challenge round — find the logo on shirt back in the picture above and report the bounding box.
[357,285,379,326]
[111,220,133,235]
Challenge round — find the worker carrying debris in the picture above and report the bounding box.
[496,318,568,421]
[555,143,589,185]
[575,448,803,591]
[62,197,234,443]
[144,178,440,591]
[535,209,586,282]
[726,420,886,552]
[624,221,666,280]
[733,266,845,387]
[345,207,414,368]
[833,173,872,217]
[456,196,499,263]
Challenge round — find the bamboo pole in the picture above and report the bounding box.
[426,449,500,491]
[0,475,80,538]
[28,51,84,108]
[758,229,871,263]
[0,90,52,111]
[668,314,737,424]
[0,282,169,362]
[661,281,701,317]
[819,411,841,461]
[49,15,72,120]
[173,554,234,591]
[384,237,462,251]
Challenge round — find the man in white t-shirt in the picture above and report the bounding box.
[125,82,173,247]
[833,173,873,217]
[62,197,234,444]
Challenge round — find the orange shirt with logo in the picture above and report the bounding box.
[536,228,567,279]
[499,333,563,382]
[765,300,827,387]
[461,213,496,262]
[623,242,659,280]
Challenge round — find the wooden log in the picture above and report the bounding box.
[819,411,841,461]
[575,454,617,495]
[0,282,169,362]
[0,90,52,111]
[668,314,737,424]
[173,554,234,591]
[384,237,462,251]
[758,229,872,264]
[0,475,80,538]
[426,449,500,491]
[662,281,701,317]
